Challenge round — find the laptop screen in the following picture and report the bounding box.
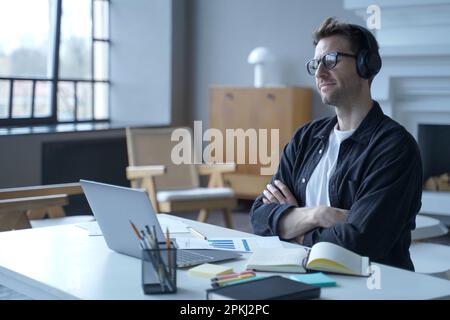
[80,179,165,258]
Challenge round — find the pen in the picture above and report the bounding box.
[211,275,266,288]
[188,227,208,240]
[141,230,152,249]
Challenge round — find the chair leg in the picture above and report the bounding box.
[197,209,209,223]
[47,206,65,218]
[0,211,32,232]
[222,208,233,229]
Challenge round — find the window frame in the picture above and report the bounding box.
[0,0,110,127]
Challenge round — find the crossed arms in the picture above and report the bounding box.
[262,180,348,243]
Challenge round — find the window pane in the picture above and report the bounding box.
[57,81,74,121]
[34,81,51,117]
[59,0,92,79]
[0,80,10,118]
[0,0,51,78]
[94,41,108,81]
[77,82,92,120]
[94,82,108,120]
[93,0,109,39]
[12,80,33,118]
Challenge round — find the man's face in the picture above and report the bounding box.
[314,35,363,107]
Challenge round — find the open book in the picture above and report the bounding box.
[246,242,371,276]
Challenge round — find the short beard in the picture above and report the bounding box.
[321,80,363,107]
[321,91,341,107]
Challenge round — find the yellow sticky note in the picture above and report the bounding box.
[188,263,234,279]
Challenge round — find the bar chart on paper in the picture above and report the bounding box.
[208,239,251,252]
[174,236,284,252]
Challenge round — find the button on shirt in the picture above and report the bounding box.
[305,125,355,207]
[250,101,423,271]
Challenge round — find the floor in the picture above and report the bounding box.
[1,200,449,299]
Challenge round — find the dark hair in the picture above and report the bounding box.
[313,17,380,84]
[313,17,378,54]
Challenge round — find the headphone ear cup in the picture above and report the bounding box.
[367,52,382,77]
[356,49,371,79]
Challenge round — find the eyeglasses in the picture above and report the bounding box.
[306,51,357,76]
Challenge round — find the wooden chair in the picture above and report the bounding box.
[126,127,237,228]
[0,183,94,232]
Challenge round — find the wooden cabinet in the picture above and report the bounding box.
[209,86,312,199]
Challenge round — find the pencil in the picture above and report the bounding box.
[129,220,142,240]
[212,270,255,281]
[166,227,171,272]
[212,273,257,286]
[188,227,207,240]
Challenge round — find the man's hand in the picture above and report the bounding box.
[313,206,349,228]
[262,180,299,207]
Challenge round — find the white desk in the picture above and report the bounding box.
[0,214,450,300]
[412,215,448,240]
[422,191,450,226]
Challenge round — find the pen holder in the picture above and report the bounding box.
[142,242,177,294]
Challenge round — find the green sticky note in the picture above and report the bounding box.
[289,272,336,287]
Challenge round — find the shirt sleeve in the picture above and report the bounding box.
[302,132,423,261]
[249,128,302,236]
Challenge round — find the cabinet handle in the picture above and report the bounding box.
[225,92,234,100]
[266,93,275,101]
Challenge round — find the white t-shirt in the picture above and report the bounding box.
[305,125,355,207]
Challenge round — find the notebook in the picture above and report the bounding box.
[246,242,370,276]
[206,275,320,300]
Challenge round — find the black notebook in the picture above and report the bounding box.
[206,275,321,300]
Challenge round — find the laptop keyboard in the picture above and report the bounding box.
[177,250,214,267]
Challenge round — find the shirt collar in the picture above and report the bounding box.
[313,100,384,145]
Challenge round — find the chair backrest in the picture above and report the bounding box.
[126,127,199,190]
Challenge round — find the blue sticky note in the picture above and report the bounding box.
[289,272,336,287]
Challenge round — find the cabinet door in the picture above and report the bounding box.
[247,89,292,175]
[209,88,252,174]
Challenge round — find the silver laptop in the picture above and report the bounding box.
[80,179,241,267]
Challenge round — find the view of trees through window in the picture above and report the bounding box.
[0,0,109,126]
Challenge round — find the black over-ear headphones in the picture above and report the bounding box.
[348,24,382,79]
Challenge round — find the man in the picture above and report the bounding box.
[250,17,422,271]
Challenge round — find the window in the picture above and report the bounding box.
[0,0,110,126]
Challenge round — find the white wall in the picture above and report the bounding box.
[110,0,172,125]
[187,0,365,127]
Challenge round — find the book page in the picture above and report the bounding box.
[246,248,309,273]
[306,242,369,276]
